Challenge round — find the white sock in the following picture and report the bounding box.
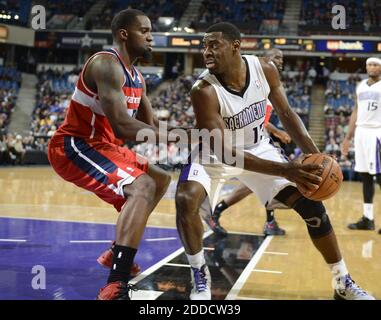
[186,250,205,269]
[363,203,374,220]
[364,203,374,220]
[328,259,349,279]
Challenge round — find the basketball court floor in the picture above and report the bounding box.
[0,167,380,300]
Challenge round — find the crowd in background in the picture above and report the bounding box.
[31,67,77,138]
[88,0,184,31]
[3,0,381,36]
[324,74,361,116]
[0,66,21,135]
[299,0,364,27]
[197,0,285,25]
[0,132,42,165]
[323,74,361,180]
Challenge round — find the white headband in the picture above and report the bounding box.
[366,57,381,65]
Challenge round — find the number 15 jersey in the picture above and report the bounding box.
[356,79,381,128]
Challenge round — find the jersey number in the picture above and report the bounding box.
[253,121,265,144]
[368,101,378,111]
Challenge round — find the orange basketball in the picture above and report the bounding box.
[297,153,343,201]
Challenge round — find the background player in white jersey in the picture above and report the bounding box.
[341,57,381,233]
[176,22,374,300]
[208,48,291,237]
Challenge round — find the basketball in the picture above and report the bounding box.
[297,154,343,201]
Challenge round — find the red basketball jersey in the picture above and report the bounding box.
[264,101,273,127]
[54,47,144,145]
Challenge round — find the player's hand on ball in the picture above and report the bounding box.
[294,153,343,201]
[282,159,323,196]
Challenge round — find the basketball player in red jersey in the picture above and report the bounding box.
[206,49,292,237]
[48,9,174,300]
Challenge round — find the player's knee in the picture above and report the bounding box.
[361,172,374,185]
[125,174,156,202]
[176,183,204,217]
[361,173,375,202]
[151,170,171,196]
[293,197,332,238]
[159,171,171,191]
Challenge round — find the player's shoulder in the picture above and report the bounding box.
[356,78,368,90]
[87,53,124,84]
[191,70,214,95]
[88,52,121,74]
[258,56,277,73]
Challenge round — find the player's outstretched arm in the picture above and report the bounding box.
[89,54,163,141]
[261,58,319,154]
[136,80,155,126]
[191,81,322,191]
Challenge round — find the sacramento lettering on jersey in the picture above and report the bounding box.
[358,91,381,101]
[223,99,266,131]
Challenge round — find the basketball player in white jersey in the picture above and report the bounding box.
[176,22,374,300]
[342,57,381,233]
[208,48,291,237]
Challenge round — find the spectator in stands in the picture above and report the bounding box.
[171,61,181,79]
[22,134,35,151]
[68,70,79,86]
[35,137,48,152]
[325,137,340,158]
[13,134,25,164]
[322,66,330,82]
[308,66,317,79]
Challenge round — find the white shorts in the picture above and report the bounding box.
[354,127,381,175]
[179,139,295,210]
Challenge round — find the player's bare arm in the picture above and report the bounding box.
[87,54,173,142]
[136,80,155,126]
[260,58,319,154]
[341,98,358,156]
[191,80,322,190]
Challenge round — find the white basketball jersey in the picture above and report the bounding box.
[195,55,270,148]
[356,79,381,128]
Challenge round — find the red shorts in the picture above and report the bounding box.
[48,135,148,212]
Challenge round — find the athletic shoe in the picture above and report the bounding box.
[96,281,137,300]
[203,215,228,237]
[333,274,375,300]
[263,219,286,236]
[97,242,141,277]
[347,216,375,230]
[190,264,211,300]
